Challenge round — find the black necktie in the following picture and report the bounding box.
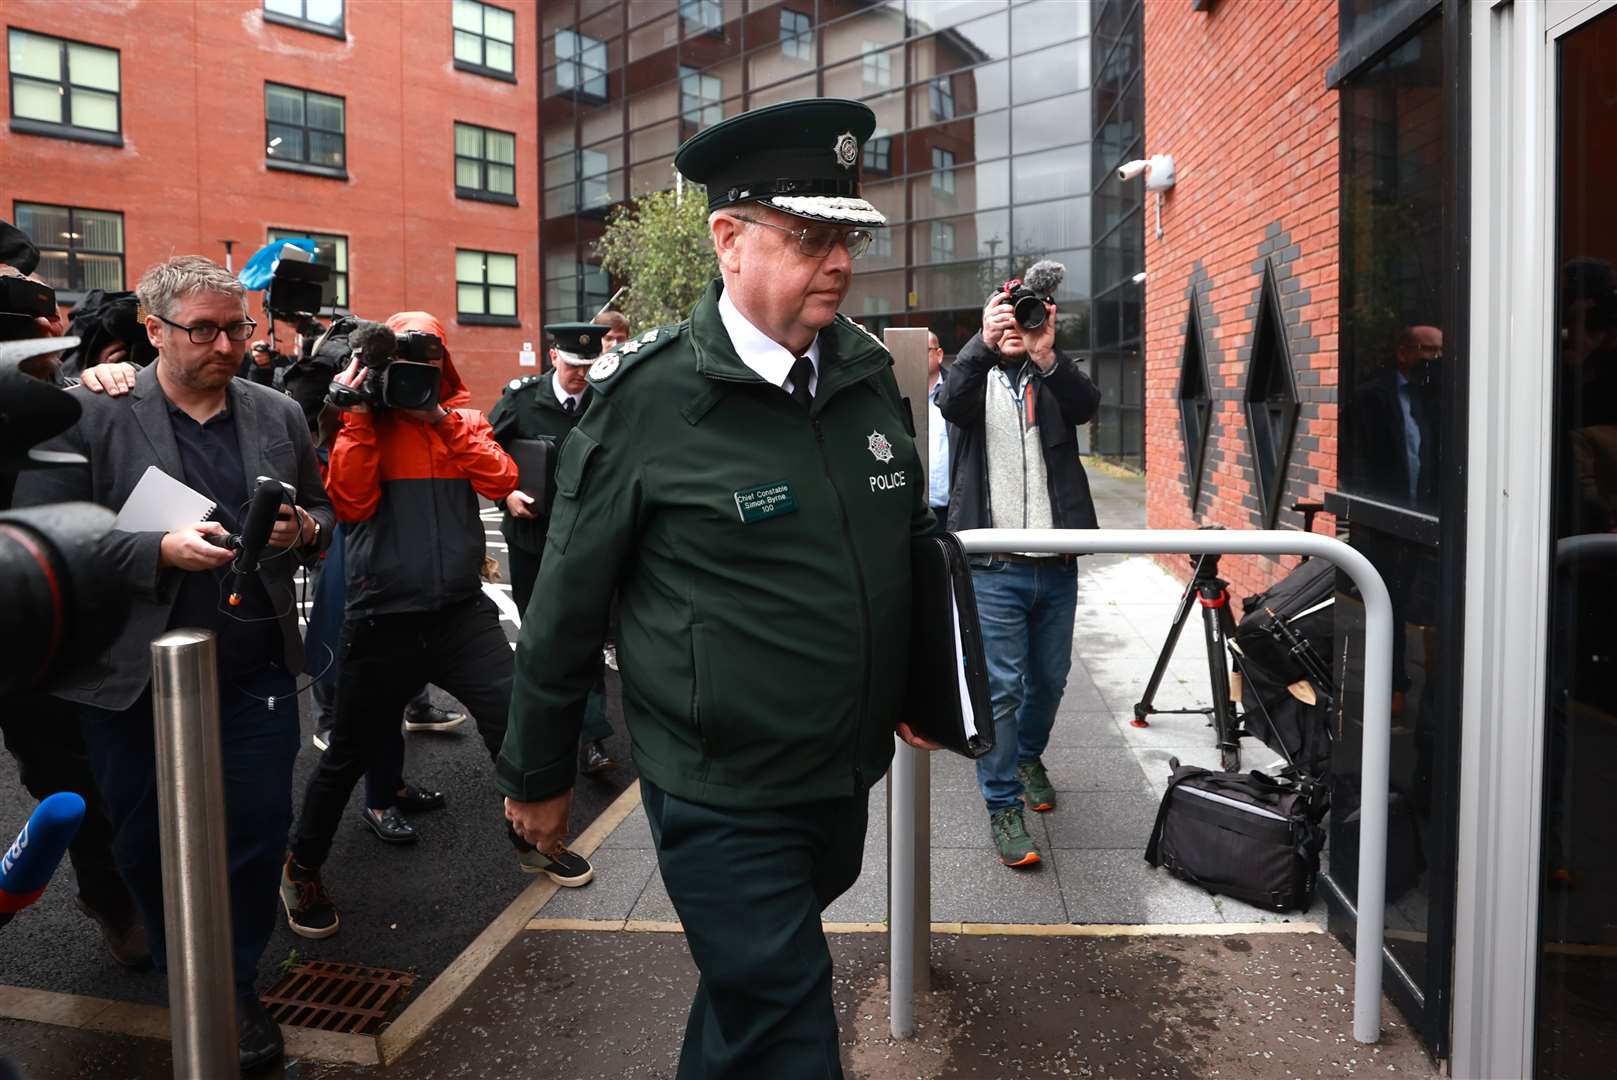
[788,355,814,411]
[563,397,577,415]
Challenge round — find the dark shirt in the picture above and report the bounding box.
[165,399,283,676]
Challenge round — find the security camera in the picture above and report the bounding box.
[1118,159,1149,182]
[1118,154,1177,191]
[1132,271,1148,285]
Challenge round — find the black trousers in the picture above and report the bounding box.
[291,595,516,868]
[0,694,131,916]
[641,777,867,1080]
[79,665,300,994]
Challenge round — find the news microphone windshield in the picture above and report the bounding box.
[0,792,85,925]
[348,320,397,369]
[1022,259,1065,298]
[228,478,287,606]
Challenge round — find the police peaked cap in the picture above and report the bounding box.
[545,322,610,364]
[673,98,887,228]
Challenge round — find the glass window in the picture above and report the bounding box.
[862,42,895,89]
[1013,40,1086,104]
[864,131,893,174]
[907,111,1012,169]
[909,210,1010,265]
[454,0,517,78]
[932,148,957,195]
[263,0,344,34]
[1012,0,1087,52]
[1013,196,1089,254]
[680,0,723,34]
[13,202,124,294]
[1012,144,1087,203]
[930,77,955,120]
[266,228,348,308]
[913,62,1009,123]
[679,66,723,127]
[911,159,1010,218]
[909,11,1010,76]
[822,7,906,66]
[265,83,346,171]
[780,8,813,60]
[7,30,121,137]
[929,221,957,262]
[1012,92,1089,152]
[556,28,609,98]
[454,122,517,200]
[456,249,518,320]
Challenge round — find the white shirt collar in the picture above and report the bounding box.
[717,287,819,396]
[551,370,581,410]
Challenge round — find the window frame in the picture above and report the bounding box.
[265,228,350,311]
[261,0,346,39]
[678,66,723,129]
[12,200,125,300]
[6,29,123,147]
[454,121,519,206]
[931,148,957,195]
[555,27,608,101]
[453,0,518,83]
[264,82,348,179]
[779,9,813,61]
[455,249,520,326]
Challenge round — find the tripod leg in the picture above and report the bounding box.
[1200,584,1241,772]
[1132,567,1202,727]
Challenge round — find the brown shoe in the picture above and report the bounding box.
[76,895,152,969]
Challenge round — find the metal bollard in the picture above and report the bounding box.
[151,629,238,1079]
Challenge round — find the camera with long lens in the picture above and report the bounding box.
[325,320,443,412]
[0,337,129,697]
[994,259,1066,332]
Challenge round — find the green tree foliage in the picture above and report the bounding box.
[595,185,719,331]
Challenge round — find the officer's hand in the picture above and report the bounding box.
[505,490,538,519]
[159,522,235,571]
[78,361,138,396]
[982,292,1016,351]
[268,504,315,550]
[896,721,945,752]
[505,793,572,856]
[1026,302,1059,371]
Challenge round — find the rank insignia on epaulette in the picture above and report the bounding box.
[589,352,621,381]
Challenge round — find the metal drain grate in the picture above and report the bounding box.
[260,960,417,1035]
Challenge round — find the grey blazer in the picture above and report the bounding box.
[12,363,334,711]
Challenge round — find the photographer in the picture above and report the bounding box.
[11,254,334,1071]
[937,262,1101,871]
[282,311,587,943]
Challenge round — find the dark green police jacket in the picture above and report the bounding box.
[487,373,591,555]
[495,281,932,809]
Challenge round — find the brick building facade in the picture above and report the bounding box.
[1140,0,1339,601]
[2,0,540,410]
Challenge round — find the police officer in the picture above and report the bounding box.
[488,322,615,774]
[498,98,940,1078]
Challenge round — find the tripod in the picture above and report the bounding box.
[1132,527,1244,771]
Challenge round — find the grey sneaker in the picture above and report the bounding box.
[989,807,1041,868]
[1017,759,1057,812]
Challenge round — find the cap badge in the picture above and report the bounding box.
[589,352,621,381]
[578,333,589,346]
[866,429,894,464]
[833,132,859,170]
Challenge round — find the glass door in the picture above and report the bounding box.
[1538,6,1617,1074]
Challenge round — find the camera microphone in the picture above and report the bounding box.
[0,792,85,928]
[228,478,288,607]
[348,320,397,370]
[1023,260,1065,298]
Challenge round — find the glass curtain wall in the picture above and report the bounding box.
[539,1,1093,360]
[1088,0,1142,468]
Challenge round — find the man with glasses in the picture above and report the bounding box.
[12,254,333,1071]
[499,99,938,1077]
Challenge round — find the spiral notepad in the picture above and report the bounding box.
[113,465,216,532]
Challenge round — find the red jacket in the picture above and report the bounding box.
[327,311,517,616]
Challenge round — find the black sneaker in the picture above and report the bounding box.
[279,858,340,939]
[403,703,466,733]
[516,845,594,887]
[579,739,615,775]
[237,992,284,1072]
[360,807,418,844]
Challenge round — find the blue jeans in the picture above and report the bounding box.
[971,558,1078,813]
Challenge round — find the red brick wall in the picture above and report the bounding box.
[0,0,540,412]
[1141,0,1339,602]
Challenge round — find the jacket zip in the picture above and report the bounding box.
[811,415,873,792]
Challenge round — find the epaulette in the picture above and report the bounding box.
[585,321,685,394]
[836,313,892,357]
[501,374,546,395]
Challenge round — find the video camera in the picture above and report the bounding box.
[263,246,333,324]
[325,320,443,412]
[0,276,57,342]
[995,259,1066,332]
[0,337,129,697]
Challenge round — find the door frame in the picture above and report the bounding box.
[1454,2,1616,1076]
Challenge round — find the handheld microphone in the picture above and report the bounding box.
[0,792,85,927]
[228,477,288,606]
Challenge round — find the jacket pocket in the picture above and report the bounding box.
[547,429,598,553]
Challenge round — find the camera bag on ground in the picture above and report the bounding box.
[1231,557,1339,779]
[1144,763,1328,913]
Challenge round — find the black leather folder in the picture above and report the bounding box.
[905,531,995,759]
[507,437,554,509]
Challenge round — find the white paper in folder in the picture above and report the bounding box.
[113,466,216,532]
[949,581,977,740]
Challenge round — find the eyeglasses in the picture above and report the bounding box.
[731,214,875,260]
[154,313,258,344]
